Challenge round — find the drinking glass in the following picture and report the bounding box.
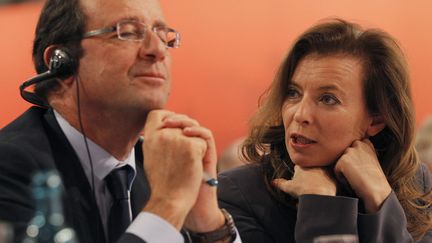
[0,221,13,243]
[313,234,358,243]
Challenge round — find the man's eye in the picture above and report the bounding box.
[120,31,139,38]
[119,24,145,40]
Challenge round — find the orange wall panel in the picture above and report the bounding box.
[0,2,41,126]
[1,1,431,153]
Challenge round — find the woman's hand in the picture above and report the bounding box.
[334,139,392,213]
[273,165,337,198]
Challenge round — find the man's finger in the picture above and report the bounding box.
[163,117,200,129]
[144,110,175,132]
[183,126,217,171]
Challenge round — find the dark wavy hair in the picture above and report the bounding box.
[32,0,86,101]
[242,19,431,240]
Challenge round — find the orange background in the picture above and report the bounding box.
[1,0,431,154]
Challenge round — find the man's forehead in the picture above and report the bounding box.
[81,0,166,27]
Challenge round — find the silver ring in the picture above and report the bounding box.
[205,178,219,187]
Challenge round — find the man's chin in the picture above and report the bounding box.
[137,95,169,110]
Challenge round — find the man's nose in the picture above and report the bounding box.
[138,30,167,62]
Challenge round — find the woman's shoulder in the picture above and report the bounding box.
[218,163,272,201]
[219,163,264,180]
[416,162,432,192]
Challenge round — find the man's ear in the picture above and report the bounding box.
[43,45,58,68]
[43,45,75,85]
[366,115,386,137]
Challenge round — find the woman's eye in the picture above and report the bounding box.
[320,94,340,105]
[286,88,300,99]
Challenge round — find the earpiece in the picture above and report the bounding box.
[19,48,78,107]
[48,48,77,79]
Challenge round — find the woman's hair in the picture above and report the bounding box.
[242,18,431,240]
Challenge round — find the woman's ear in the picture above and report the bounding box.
[366,115,386,137]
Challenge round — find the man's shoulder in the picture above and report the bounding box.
[0,106,49,145]
[0,106,54,169]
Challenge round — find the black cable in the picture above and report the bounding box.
[75,77,100,243]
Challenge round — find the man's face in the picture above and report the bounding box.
[77,0,172,114]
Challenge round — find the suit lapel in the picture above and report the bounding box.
[42,109,150,240]
[42,109,106,243]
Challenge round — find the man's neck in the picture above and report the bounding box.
[53,105,146,161]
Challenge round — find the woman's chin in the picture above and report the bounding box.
[291,158,333,168]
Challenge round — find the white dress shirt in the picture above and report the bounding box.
[54,111,182,242]
[54,110,241,243]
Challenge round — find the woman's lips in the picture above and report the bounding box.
[290,134,317,147]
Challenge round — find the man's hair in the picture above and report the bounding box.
[32,0,86,101]
[242,18,431,240]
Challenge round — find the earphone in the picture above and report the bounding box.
[19,48,77,107]
[47,48,77,78]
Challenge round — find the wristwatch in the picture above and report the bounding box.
[187,209,237,243]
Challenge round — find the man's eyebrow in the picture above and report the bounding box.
[106,16,138,26]
[121,16,140,22]
[109,16,167,27]
[153,19,167,27]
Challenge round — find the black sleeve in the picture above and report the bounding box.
[296,194,359,242]
[357,192,414,243]
[419,164,432,242]
[218,164,430,243]
[218,172,276,243]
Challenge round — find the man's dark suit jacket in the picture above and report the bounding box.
[218,163,432,243]
[0,107,150,243]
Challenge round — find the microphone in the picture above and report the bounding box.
[19,48,77,107]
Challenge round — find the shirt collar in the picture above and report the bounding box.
[53,110,136,189]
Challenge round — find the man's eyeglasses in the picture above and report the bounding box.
[83,20,181,48]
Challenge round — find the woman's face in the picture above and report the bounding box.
[282,54,376,167]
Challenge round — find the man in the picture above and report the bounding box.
[0,0,240,242]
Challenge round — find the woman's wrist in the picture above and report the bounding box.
[363,186,392,214]
[301,184,337,196]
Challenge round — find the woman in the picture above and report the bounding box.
[218,19,432,243]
